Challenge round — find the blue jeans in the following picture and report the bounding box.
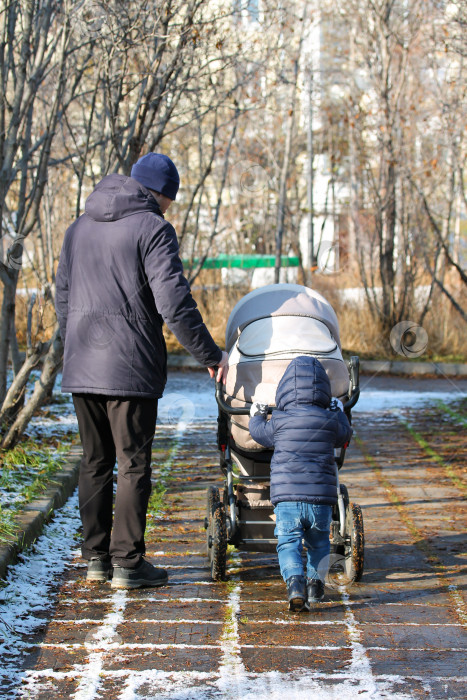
[274,501,332,582]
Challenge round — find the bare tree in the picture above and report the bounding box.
[0,0,92,443]
[338,0,460,337]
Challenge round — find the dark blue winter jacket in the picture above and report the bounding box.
[249,356,352,506]
[55,174,222,397]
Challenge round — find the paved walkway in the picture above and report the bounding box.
[7,399,467,699]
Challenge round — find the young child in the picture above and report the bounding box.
[249,355,352,611]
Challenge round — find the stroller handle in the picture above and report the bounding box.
[215,379,255,415]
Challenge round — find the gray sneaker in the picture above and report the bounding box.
[111,559,168,589]
[86,558,112,582]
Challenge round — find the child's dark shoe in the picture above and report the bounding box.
[307,578,325,605]
[286,575,307,611]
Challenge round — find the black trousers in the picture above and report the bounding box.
[72,394,158,568]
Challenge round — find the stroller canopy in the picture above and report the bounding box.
[226,284,341,353]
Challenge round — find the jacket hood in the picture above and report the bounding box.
[276,356,332,411]
[85,173,163,222]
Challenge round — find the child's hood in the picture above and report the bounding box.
[275,356,332,411]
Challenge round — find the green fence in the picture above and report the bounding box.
[182,254,300,269]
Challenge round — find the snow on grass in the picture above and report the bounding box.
[25,377,78,439]
[0,490,81,692]
[0,443,69,512]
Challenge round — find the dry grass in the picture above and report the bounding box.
[14,295,56,348]
[4,268,465,362]
[164,272,245,352]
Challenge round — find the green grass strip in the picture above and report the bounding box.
[0,506,17,545]
[146,433,183,533]
[354,435,467,627]
[0,439,75,546]
[398,418,467,496]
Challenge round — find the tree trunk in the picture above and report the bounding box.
[379,155,396,329]
[274,103,296,285]
[0,340,49,428]
[9,315,23,375]
[0,271,17,404]
[1,327,62,449]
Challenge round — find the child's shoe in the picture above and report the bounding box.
[286,575,307,611]
[307,578,325,605]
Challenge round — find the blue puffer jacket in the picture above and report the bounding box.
[249,356,352,506]
[55,174,222,397]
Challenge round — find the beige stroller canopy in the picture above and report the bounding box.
[225,283,341,352]
[224,284,350,450]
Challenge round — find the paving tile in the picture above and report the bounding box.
[238,621,349,648]
[123,598,225,620]
[367,648,467,679]
[353,602,462,627]
[103,647,222,672]
[240,646,351,673]
[116,620,223,646]
[360,622,467,650]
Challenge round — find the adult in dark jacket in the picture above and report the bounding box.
[249,355,352,610]
[55,153,228,589]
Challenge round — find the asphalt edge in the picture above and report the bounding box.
[0,445,82,581]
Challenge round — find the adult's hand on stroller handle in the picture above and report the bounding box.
[208,351,229,382]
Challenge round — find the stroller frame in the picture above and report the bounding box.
[205,356,364,584]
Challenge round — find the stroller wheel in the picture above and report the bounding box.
[205,485,220,554]
[343,503,364,583]
[207,504,227,581]
[205,485,220,528]
[328,501,364,587]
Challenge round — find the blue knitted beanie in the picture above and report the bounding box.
[131,153,180,200]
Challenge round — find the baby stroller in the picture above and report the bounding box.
[205,283,363,585]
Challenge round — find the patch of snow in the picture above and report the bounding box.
[352,390,466,415]
[216,553,247,697]
[0,490,82,693]
[70,590,127,700]
[26,413,78,438]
